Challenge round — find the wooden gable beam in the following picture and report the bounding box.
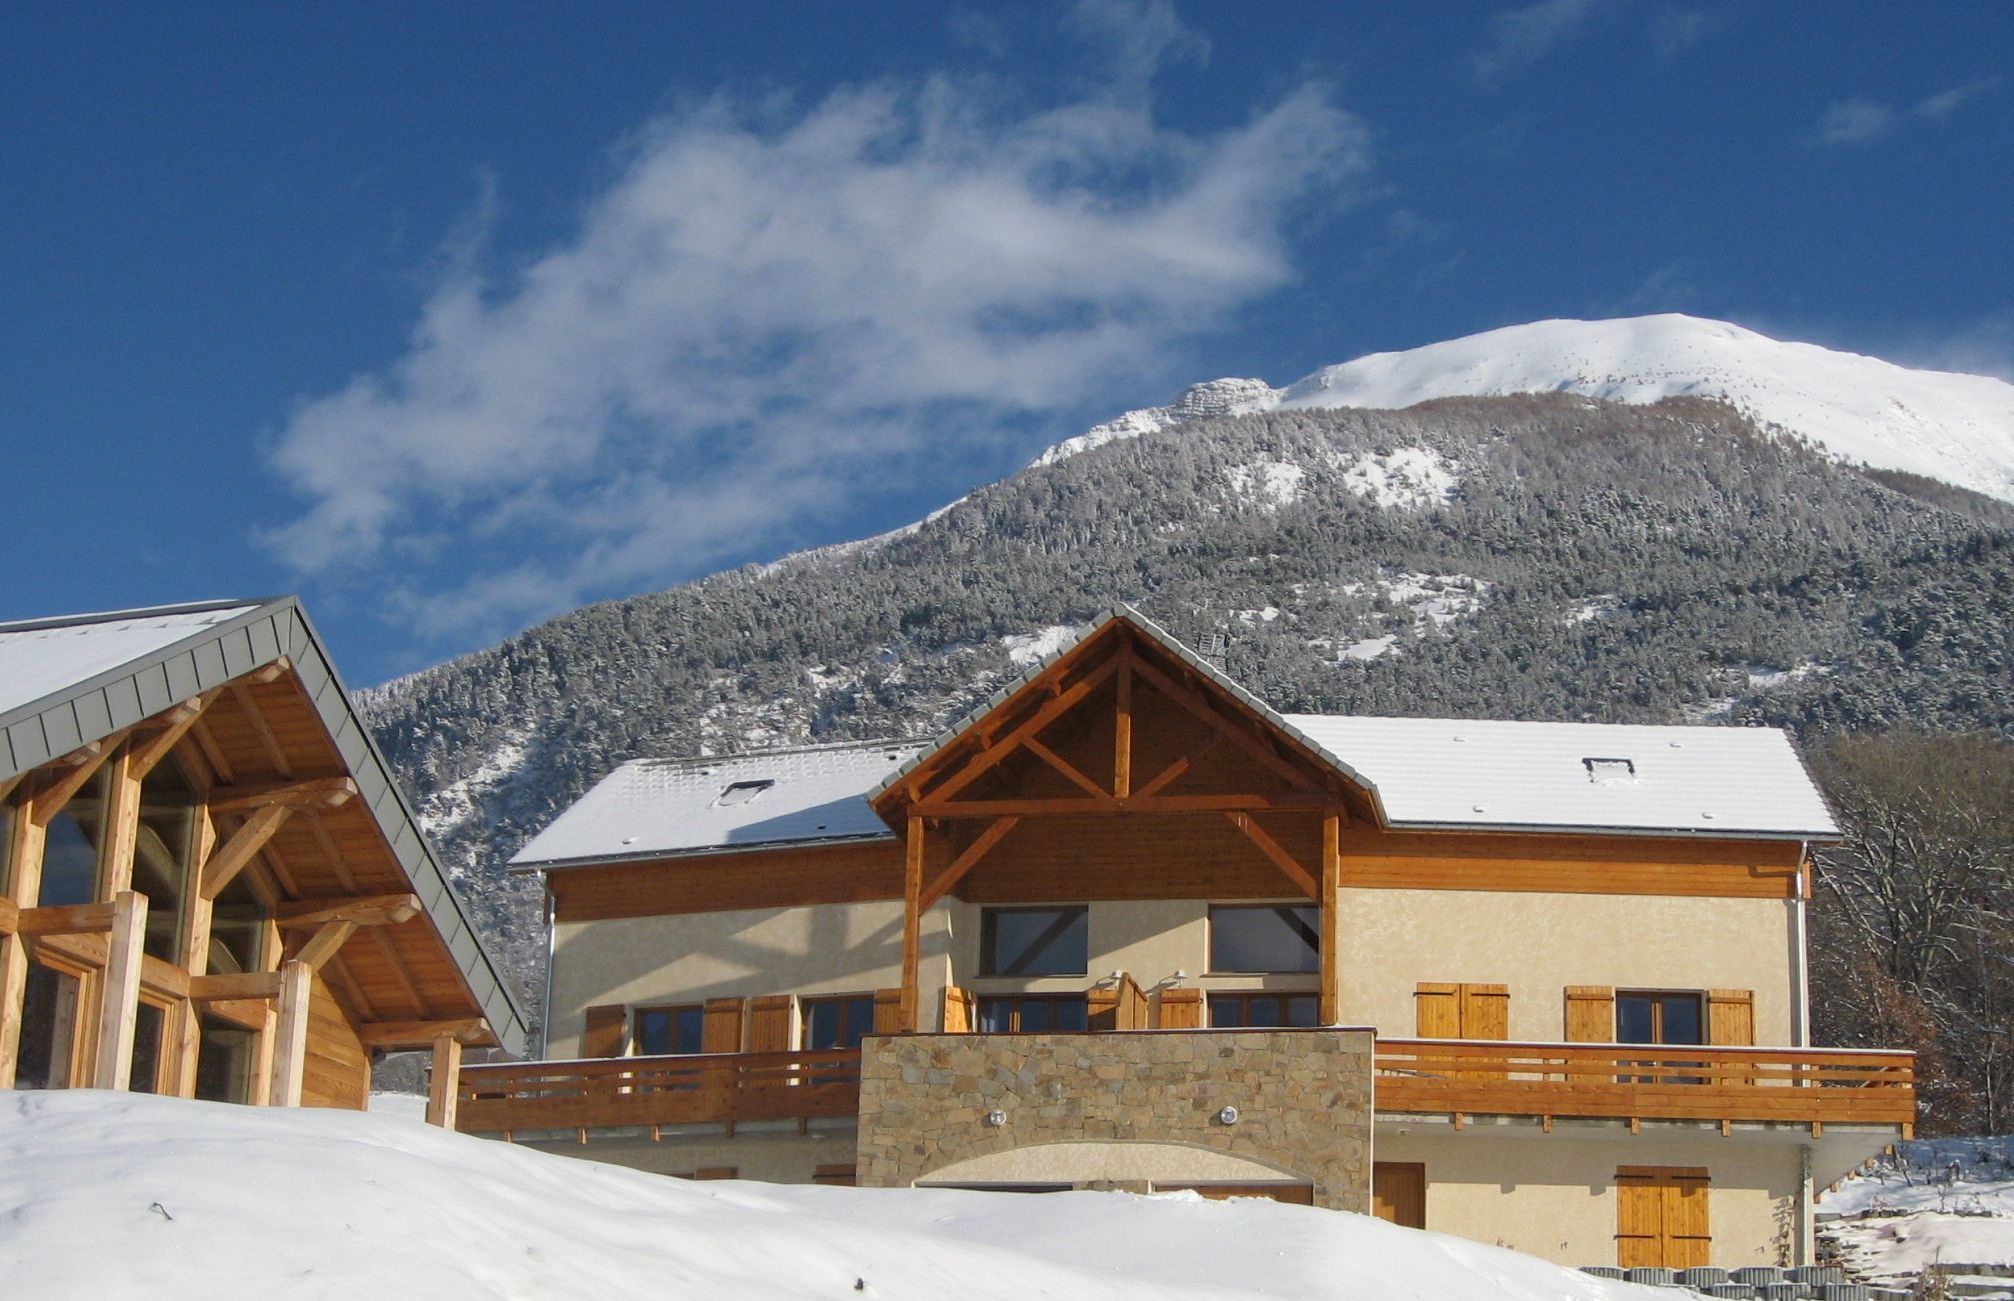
[274,893,422,929]
[246,657,292,685]
[1114,642,1133,799]
[125,692,222,781]
[14,900,118,936]
[919,816,1021,911]
[207,776,357,814]
[1134,733,1225,800]
[293,919,357,972]
[26,739,120,825]
[1020,737,1111,801]
[913,659,1121,807]
[227,681,295,780]
[1223,811,1320,899]
[199,803,294,899]
[913,792,1330,818]
[1128,655,1321,793]
[189,970,283,1000]
[357,1017,490,1049]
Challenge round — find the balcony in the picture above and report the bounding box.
[456,1035,1915,1141]
[1374,1039,1917,1134]
[456,1048,861,1138]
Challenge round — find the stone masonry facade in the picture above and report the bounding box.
[855,1029,1374,1211]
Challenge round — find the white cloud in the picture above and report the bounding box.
[1472,0,1601,79]
[262,56,1368,644]
[1813,77,2000,145]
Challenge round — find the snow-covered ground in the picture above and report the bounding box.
[2,1090,1669,1300]
[1822,1137,2014,1289]
[1036,314,2014,505]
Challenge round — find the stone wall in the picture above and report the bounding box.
[855,1029,1374,1211]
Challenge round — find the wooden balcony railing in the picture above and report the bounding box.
[1374,1039,1916,1132]
[455,1048,862,1137]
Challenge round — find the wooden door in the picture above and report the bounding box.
[1372,1162,1426,1230]
[1617,1167,1710,1268]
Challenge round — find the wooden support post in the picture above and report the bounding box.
[171,805,219,1097]
[1113,644,1133,799]
[426,1033,463,1129]
[900,815,924,1034]
[0,927,26,1089]
[91,890,147,1089]
[98,750,143,897]
[294,919,357,972]
[269,959,312,1107]
[1321,810,1342,1026]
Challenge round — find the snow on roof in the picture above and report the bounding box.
[0,599,264,722]
[1283,714,1838,839]
[511,738,927,867]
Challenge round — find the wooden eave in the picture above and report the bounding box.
[0,598,525,1052]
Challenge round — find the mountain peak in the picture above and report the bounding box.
[1039,314,2014,503]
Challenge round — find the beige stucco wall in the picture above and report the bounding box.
[1374,1125,1806,1267]
[547,903,954,1056]
[1340,889,1801,1044]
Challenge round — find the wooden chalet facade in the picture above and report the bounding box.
[481,609,1912,1270]
[0,598,524,1124]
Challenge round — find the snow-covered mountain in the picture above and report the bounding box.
[1040,315,2014,503]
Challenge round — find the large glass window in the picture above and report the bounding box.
[1208,905,1319,973]
[128,1001,168,1093]
[1208,991,1320,1028]
[15,963,81,1089]
[195,1013,257,1103]
[207,869,268,977]
[133,757,197,962]
[37,769,107,907]
[803,995,876,1051]
[633,1004,705,1056]
[977,995,1088,1034]
[980,907,1088,977]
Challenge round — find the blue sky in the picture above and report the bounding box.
[3,1,2010,685]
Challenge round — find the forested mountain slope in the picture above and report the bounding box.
[357,393,2014,1006]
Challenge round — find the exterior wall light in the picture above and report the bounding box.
[1217,1105,1240,1126]
[985,1109,1007,1128]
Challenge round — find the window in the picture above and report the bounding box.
[1209,905,1319,973]
[133,756,197,963]
[1208,991,1319,1028]
[802,995,876,1051]
[195,1013,257,1104]
[977,994,1088,1034]
[1617,992,1704,1046]
[37,768,107,908]
[15,962,82,1089]
[980,906,1087,976]
[715,779,774,807]
[1583,757,1636,784]
[633,1004,706,1056]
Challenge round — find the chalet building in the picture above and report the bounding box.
[0,598,524,1123]
[470,608,1913,1271]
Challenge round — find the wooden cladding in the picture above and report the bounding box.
[1340,830,1804,900]
[549,841,909,922]
[1616,1167,1710,1270]
[1414,983,1508,1040]
[872,987,904,1035]
[943,987,975,1034]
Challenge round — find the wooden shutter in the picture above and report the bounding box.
[701,997,744,1053]
[942,986,976,1034]
[580,1004,626,1058]
[747,995,793,1053]
[1565,986,1615,1042]
[1616,1167,1710,1269]
[1372,1162,1426,1230]
[1707,989,1754,1047]
[1461,984,1510,1040]
[1414,983,1462,1038]
[872,987,904,1035]
[1087,986,1119,1032]
[1159,986,1203,1029]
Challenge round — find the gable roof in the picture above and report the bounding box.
[510,738,926,869]
[0,597,528,1052]
[1284,715,1838,840]
[868,605,1377,811]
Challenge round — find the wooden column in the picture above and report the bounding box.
[1320,810,1342,1026]
[247,915,282,1106]
[97,749,143,896]
[269,959,312,1107]
[900,815,924,1033]
[426,1032,463,1129]
[0,812,48,1088]
[170,803,219,1097]
[91,890,148,1089]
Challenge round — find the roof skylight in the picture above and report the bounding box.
[714,779,775,807]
